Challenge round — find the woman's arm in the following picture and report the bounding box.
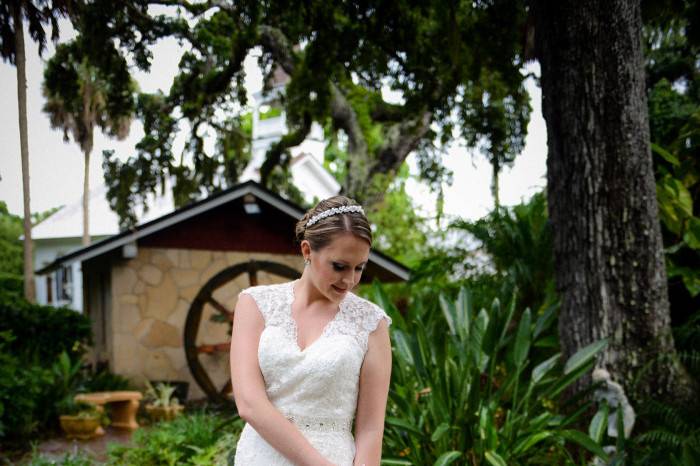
[353,317,392,466]
[230,292,335,466]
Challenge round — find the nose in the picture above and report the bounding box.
[342,269,356,287]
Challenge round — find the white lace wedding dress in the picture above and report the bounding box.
[233,279,392,466]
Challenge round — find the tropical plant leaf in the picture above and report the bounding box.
[564,339,608,375]
[513,308,532,369]
[433,451,462,466]
[484,450,508,466]
[431,422,451,442]
[559,429,610,462]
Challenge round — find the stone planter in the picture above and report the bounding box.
[145,404,184,422]
[59,414,102,440]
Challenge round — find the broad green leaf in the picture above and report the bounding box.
[533,303,557,339]
[532,353,560,384]
[482,299,501,354]
[392,331,414,366]
[385,416,422,434]
[431,422,450,442]
[484,450,507,466]
[564,339,607,374]
[560,429,610,462]
[589,402,609,444]
[456,287,471,339]
[651,142,680,166]
[479,406,498,450]
[380,460,413,465]
[513,308,532,369]
[683,217,700,250]
[440,295,458,336]
[433,451,462,466]
[512,431,552,455]
[548,358,597,398]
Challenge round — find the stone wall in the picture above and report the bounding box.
[110,248,302,400]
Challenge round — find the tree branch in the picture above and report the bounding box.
[259,113,312,186]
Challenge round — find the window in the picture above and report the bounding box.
[57,265,73,302]
[46,275,53,302]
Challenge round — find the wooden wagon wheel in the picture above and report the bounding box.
[184,259,300,405]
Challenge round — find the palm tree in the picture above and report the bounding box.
[1,0,73,302]
[43,39,135,245]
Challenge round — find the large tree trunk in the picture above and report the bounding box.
[532,0,696,406]
[13,5,35,303]
[82,148,90,246]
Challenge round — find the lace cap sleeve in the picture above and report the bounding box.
[365,302,392,333]
[238,285,270,323]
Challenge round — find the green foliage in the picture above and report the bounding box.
[452,192,555,312]
[365,167,432,268]
[0,330,50,441]
[0,292,92,362]
[630,399,700,465]
[0,292,113,446]
[144,381,181,408]
[106,411,244,466]
[24,451,94,466]
[81,365,132,393]
[43,38,135,152]
[0,201,62,294]
[0,201,23,277]
[375,283,608,465]
[644,12,700,392]
[72,0,531,222]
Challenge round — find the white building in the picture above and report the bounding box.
[34,81,341,311]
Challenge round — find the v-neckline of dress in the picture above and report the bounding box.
[288,279,348,353]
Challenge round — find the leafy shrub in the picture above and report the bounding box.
[82,365,132,393]
[626,399,700,465]
[375,284,609,465]
[0,331,51,441]
[106,411,244,465]
[0,294,91,363]
[0,273,23,299]
[23,451,94,466]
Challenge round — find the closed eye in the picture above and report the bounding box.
[332,262,365,272]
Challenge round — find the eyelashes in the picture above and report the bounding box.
[332,263,365,272]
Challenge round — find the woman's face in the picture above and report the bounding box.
[304,232,370,302]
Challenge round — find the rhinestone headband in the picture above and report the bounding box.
[306,205,365,227]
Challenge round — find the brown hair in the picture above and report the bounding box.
[295,195,372,251]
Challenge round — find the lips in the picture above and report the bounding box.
[332,285,348,293]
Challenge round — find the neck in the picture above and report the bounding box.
[296,273,339,309]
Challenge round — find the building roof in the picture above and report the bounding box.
[37,180,411,282]
[32,182,175,241]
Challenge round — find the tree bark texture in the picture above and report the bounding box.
[82,82,93,247]
[532,0,696,405]
[13,5,36,303]
[83,149,90,246]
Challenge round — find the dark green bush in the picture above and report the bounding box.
[0,331,52,441]
[106,411,244,465]
[0,293,92,446]
[375,283,608,465]
[0,293,91,362]
[0,273,23,299]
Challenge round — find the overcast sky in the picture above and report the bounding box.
[0,20,547,224]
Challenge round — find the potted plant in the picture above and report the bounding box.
[144,381,184,422]
[57,396,107,440]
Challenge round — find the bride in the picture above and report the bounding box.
[230,196,393,466]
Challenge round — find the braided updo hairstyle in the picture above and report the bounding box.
[295,195,372,251]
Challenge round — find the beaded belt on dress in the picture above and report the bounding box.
[283,412,353,433]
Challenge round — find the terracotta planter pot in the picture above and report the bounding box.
[145,404,184,422]
[59,414,102,440]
